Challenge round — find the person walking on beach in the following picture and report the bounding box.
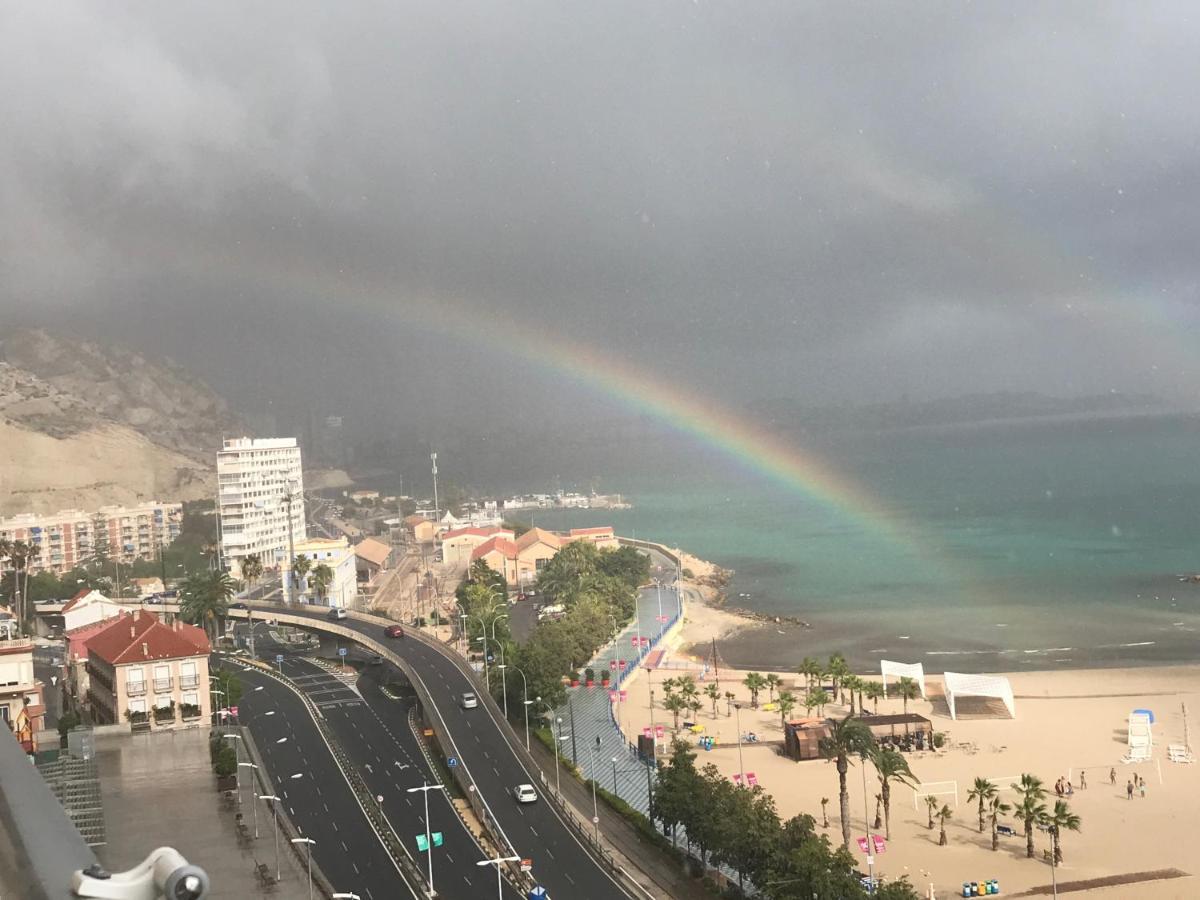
[1110,767,1117,786]
[1080,769,1087,790]
[1127,779,1135,800]
[1139,777,1147,799]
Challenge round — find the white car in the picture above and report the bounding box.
[460,692,479,709]
[512,784,537,804]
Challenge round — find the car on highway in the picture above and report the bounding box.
[460,692,479,709]
[367,654,384,666]
[327,607,348,621]
[229,602,248,610]
[511,784,537,804]
[384,624,405,638]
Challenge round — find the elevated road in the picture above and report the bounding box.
[230,604,632,900]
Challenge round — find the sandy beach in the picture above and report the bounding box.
[617,567,1200,898]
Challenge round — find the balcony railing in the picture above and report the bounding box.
[126,681,146,697]
[153,677,172,692]
[179,675,199,689]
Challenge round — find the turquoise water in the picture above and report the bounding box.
[525,414,1200,671]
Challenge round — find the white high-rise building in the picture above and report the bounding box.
[216,437,306,578]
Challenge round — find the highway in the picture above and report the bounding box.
[218,658,415,900]
[245,639,524,900]
[237,605,633,900]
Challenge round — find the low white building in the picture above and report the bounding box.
[292,537,357,608]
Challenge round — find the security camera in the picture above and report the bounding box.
[72,848,210,900]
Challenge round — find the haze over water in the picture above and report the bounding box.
[525,413,1200,672]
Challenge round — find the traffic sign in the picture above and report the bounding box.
[338,647,348,657]
[520,858,532,873]
[414,832,443,852]
[275,654,284,663]
[447,757,458,768]
[528,888,548,899]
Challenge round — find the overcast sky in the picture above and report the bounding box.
[4,2,1200,443]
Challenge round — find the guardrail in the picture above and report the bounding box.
[0,731,99,900]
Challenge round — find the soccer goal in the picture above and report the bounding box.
[913,780,958,810]
[986,776,1022,795]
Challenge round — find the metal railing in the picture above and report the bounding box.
[0,731,99,900]
[180,675,200,689]
[126,681,146,697]
[153,677,173,692]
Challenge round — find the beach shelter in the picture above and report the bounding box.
[881,660,927,699]
[942,672,1015,720]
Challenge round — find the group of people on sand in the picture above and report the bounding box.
[1106,766,1148,799]
[1055,774,1077,796]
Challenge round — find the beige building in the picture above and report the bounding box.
[85,611,211,730]
[0,635,45,753]
[403,515,437,544]
[292,537,357,607]
[353,537,394,584]
[564,526,620,550]
[440,527,515,567]
[470,527,567,587]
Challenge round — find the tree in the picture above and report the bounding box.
[863,681,885,714]
[240,554,263,593]
[826,654,849,703]
[820,797,830,829]
[807,688,830,717]
[743,672,767,708]
[664,693,687,730]
[1041,799,1081,865]
[936,804,952,845]
[310,563,334,604]
[704,683,721,719]
[842,675,861,715]
[987,795,1012,851]
[651,740,702,852]
[967,777,997,833]
[925,795,939,830]
[872,748,918,839]
[1012,774,1048,859]
[291,554,312,598]
[687,696,703,722]
[764,673,782,702]
[180,570,235,642]
[711,783,781,890]
[724,690,736,717]
[798,657,822,693]
[818,714,876,848]
[777,691,797,728]
[895,676,921,717]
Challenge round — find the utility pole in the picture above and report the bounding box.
[284,480,298,605]
[430,452,439,523]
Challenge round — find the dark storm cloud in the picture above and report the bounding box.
[3,1,1200,425]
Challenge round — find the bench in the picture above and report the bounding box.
[254,861,277,891]
[996,824,1016,837]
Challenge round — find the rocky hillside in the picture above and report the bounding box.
[0,329,245,516]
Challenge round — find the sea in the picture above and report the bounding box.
[505,413,1200,673]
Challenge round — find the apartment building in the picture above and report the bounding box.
[84,610,211,730]
[216,437,306,578]
[0,502,183,575]
[0,633,45,752]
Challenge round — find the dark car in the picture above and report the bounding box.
[229,602,248,610]
[385,624,404,638]
[367,655,385,666]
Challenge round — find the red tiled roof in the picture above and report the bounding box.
[403,515,431,526]
[516,527,561,552]
[85,611,210,665]
[569,527,614,536]
[62,588,96,612]
[66,613,129,661]
[441,526,513,541]
[353,538,393,566]
[471,537,518,561]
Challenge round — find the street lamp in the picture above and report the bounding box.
[476,855,521,900]
[732,703,745,784]
[611,756,618,794]
[511,666,530,751]
[407,782,448,897]
[496,662,509,718]
[588,735,601,842]
[238,763,260,836]
[290,837,315,900]
[259,794,282,881]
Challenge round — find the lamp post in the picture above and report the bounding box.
[861,752,875,891]
[458,613,468,655]
[733,703,745,783]
[653,578,665,638]
[476,855,521,900]
[496,662,508,718]
[511,667,530,750]
[589,735,601,842]
[611,756,618,794]
[238,763,259,836]
[407,782,448,897]
[290,837,315,900]
[259,794,281,881]
[284,480,299,605]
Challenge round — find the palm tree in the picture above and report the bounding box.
[842,675,861,715]
[864,681,885,714]
[987,795,1012,851]
[967,777,998,833]
[723,690,735,717]
[1012,774,1048,859]
[798,657,821,692]
[807,688,830,717]
[925,795,939,830]
[704,683,721,719]
[895,676,921,716]
[764,673,782,702]
[872,747,918,839]
[872,793,883,830]
[818,714,875,848]
[661,677,678,700]
[777,691,796,728]
[678,676,699,703]
[310,563,334,605]
[1041,799,1081,865]
[180,571,235,642]
[687,697,702,723]
[663,694,687,731]
[291,554,312,599]
[241,554,263,595]
[820,797,830,829]
[743,672,767,708]
[827,654,849,703]
[936,804,953,846]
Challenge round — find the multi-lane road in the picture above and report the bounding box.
[232,605,632,900]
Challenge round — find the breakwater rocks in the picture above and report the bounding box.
[725,608,813,630]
